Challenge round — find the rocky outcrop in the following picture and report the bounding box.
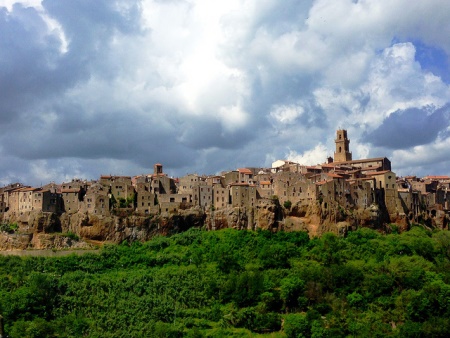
[1,207,206,250]
[205,199,283,232]
[1,197,419,250]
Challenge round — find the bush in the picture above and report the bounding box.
[284,313,310,338]
[0,222,18,233]
[284,200,292,209]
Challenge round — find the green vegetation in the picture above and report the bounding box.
[0,226,449,337]
[283,200,292,210]
[61,231,80,241]
[0,222,18,233]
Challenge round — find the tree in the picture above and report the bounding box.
[284,200,292,210]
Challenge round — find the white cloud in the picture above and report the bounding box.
[269,104,304,125]
[287,144,328,166]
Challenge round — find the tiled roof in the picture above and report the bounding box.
[424,175,450,180]
[238,168,253,174]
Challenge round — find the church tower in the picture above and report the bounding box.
[334,129,352,162]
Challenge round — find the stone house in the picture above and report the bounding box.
[99,175,135,201]
[206,175,224,187]
[224,170,240,186]
[213,185,228,210]
[61,188,83,214]
[229,183,257,208]
[149,163,176,195]
[159,193,191,213]
[193,183,213,209]
[81,183,109,216]
[257,181,273,199]
[178,174,201,194]
[237,168,254,184]
[34,189,61,213]
[366,170,399,215]
[347,178,373,209]
[18,187,39,213]
[135,184,159,215]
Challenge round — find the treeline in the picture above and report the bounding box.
[0,226,450,337]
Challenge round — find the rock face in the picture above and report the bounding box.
[1,208,206,250]
[0,198,424,250]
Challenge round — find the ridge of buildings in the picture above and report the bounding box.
[0,130,448,221]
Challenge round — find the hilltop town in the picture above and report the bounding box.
[0,130,449,249]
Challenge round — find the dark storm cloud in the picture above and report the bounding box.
[0,5,63,123]
[177,118,255,150]
[365,104,450,149]
[0,0,143,125]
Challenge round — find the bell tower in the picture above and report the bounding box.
[334,129,352,162]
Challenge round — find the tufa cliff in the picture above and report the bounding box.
[1,198,446,251]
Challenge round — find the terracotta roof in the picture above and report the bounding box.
[18,187,39,192]
[100,175,131,180]
[230,183,250,186]
[238,168,253,174]
[424,175,450,180]
[335,157,389,164]
[260,181,271,185]
[327,173,343,179]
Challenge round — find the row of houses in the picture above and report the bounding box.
[1,131,449,222]
[0,161,401,219]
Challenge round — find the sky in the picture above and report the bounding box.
[0,0,450,185]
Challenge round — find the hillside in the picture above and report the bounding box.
[0,227,449,337]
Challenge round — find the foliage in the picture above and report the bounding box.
[62,231,79,241]
[283,200,292,209]
[0,227,449,337]
[0,222,19,233]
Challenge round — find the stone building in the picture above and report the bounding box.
[81,183,109,216]
[99,175,134,200]
[149,164,176,195]
[213,185,228,210]
[159,193,191,213]
[223,170,240,186]
[178,174,200,194]
[61,188,83,214]
[193,183,213,209]
[135,184,159,215]
[229,183,257,208]
[366,170,399,215]
[257,181,273,199]
[334,129,352,162]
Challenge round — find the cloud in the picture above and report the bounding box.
[365,104,450,149]
[0,0,450,185]
[287,144,329,166]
